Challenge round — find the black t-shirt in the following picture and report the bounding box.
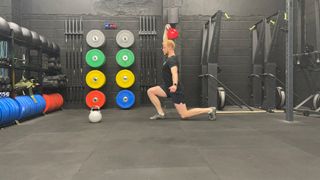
[162,55,182,89]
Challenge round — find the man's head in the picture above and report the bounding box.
[162,40,175,55]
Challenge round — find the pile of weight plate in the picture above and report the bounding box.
[43,93,64,113]
[0,94,64,127]
[85,30,107,109]
[0,95,46,126]
[115,30,136,109]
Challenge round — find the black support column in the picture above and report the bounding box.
[286,0,294,121]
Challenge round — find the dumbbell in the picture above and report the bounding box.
[57,63,62,69]
[48,62,56,69]
[0,76,8,84]
[1,58,10,65]
[58,80,64,87]
[48,58,55,63]
[5,84,11,91]
[4,76,10,84]
[53,80,60,87]
[0,84,6,90]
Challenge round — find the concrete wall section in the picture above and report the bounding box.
[21,0,162,16]
[0,0,12,21]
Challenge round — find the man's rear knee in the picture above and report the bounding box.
[179,113,188,120]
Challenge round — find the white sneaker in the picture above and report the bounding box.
[150,113,166,120]
[208,107,216,121]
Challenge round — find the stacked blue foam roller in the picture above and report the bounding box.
[0,95,46,126]
[0,97,20,125]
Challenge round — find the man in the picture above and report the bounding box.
[147,24,216,120]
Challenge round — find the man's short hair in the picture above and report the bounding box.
[164,39,176,49]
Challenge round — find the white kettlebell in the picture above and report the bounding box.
[89,106,102,123]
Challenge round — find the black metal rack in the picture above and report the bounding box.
[199,11,251,111]
[139,16,157,104]
[9,35,43,96]
[292,0,320,116]
[199,10,223,109]
[63,17,84,108]
[0,18,61,98]
[250,11,288,112]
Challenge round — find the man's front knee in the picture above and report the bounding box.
[147,88,153,95]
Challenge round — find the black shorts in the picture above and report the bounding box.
[160,84,186,104]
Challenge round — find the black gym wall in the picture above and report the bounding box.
[10,0,284,108]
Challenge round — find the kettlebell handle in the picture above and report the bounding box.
[91,106,100,111]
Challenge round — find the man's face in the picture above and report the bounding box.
[162,42,168,55]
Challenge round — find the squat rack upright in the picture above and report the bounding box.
[250,11,288,112]
[199,10,253,111]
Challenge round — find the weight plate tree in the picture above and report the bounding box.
[86,29,106,48]
[85,49,106,68]
[116,49,135,68]
[86,90,106,108]
[116,69,135,89]
[86,70,106,89]
[116,90,135,109]
[116,30,135,48]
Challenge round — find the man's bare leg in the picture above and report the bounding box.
[174,103,216,120]
[147,86,167,115]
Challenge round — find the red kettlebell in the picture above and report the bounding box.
[167,28,179,40]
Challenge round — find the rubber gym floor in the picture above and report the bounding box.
[0,107,320,180]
